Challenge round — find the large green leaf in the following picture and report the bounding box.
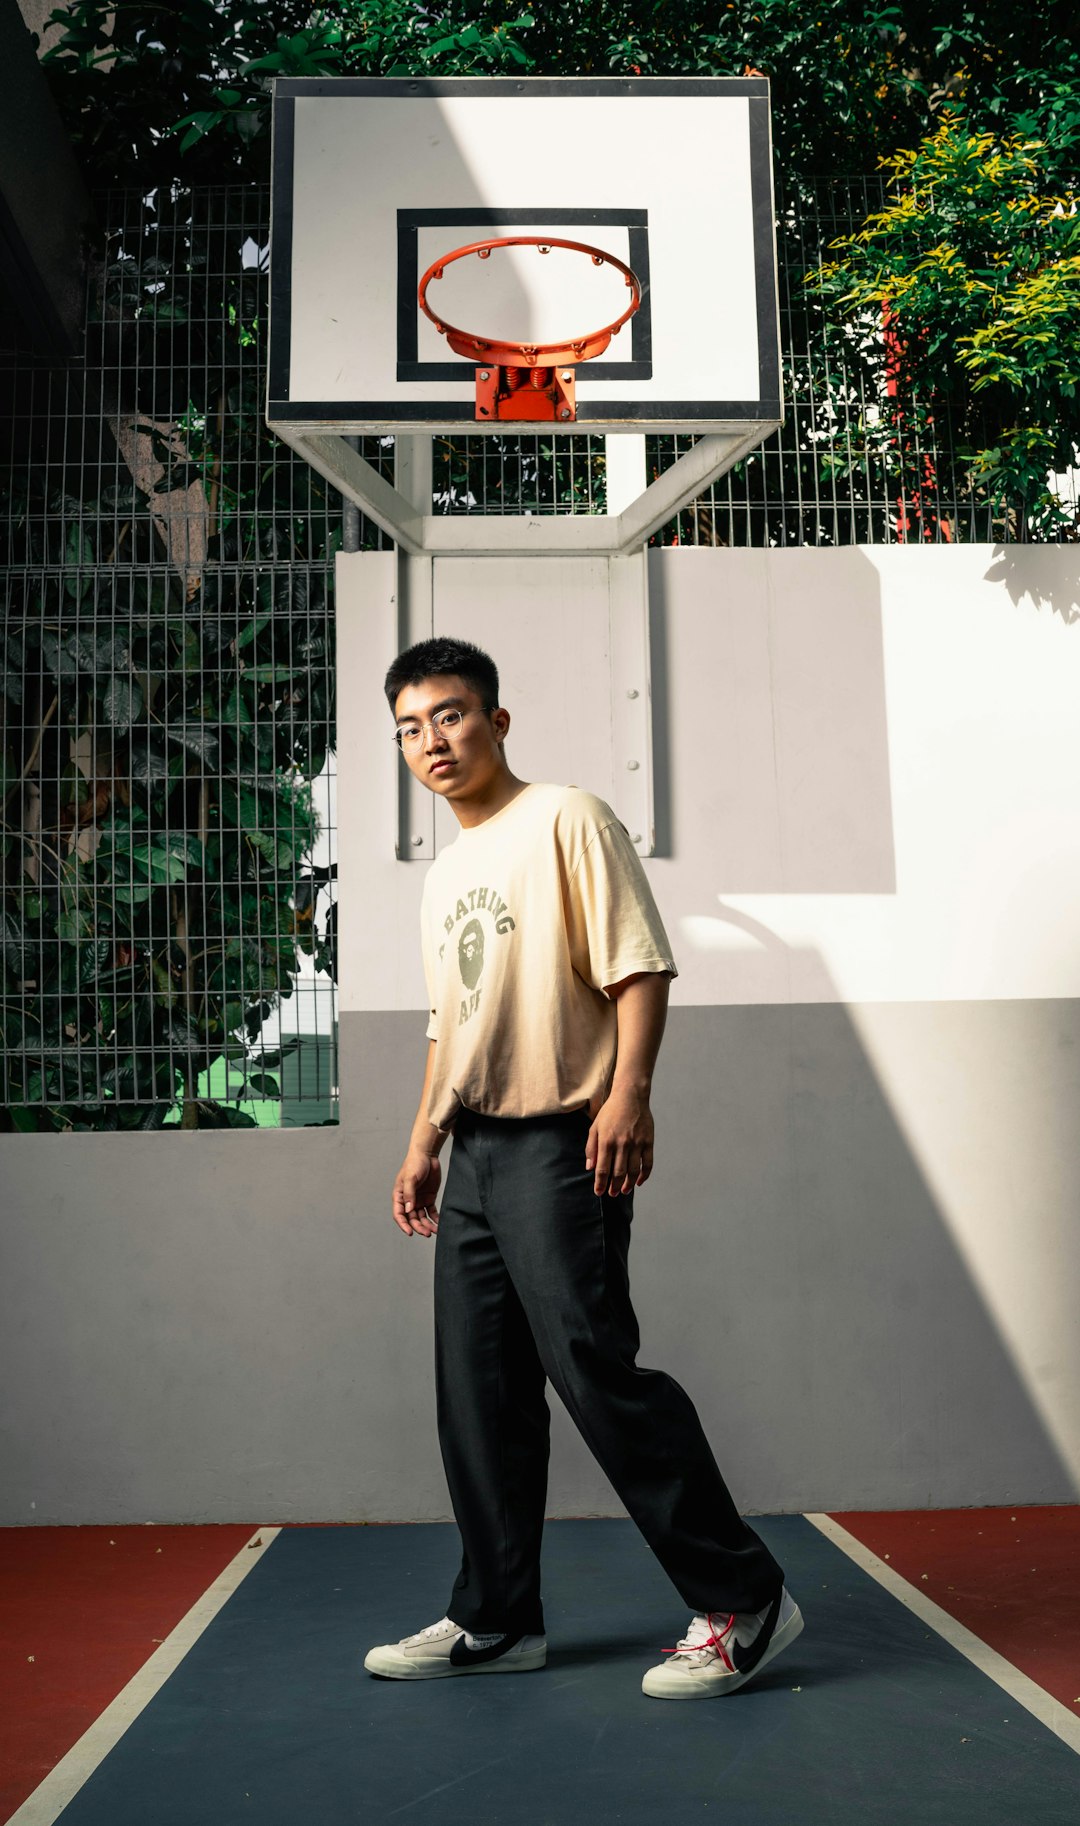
[211,1106,258,1127]
[8,1106,43,1132]
[167,722,221,765]
[223,684,254,726]
[41,631,81,680]
[235,613,270,650]
[117,1103,173,1128]
[164,1013,204,1051]
[102,675,145,732]
[248,1039,300,1070]
[63,523,93,596]
[247,829,295,868]
[78,940,113,984]
[1,912,29,982]
[100,1056,139,1094]
[128,834,203,883]
[129,740,171,785]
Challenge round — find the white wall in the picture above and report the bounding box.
[654,544,1080,1004]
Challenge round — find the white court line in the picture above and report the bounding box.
[805,1511,1080,1756]
[7,1525,282,1826]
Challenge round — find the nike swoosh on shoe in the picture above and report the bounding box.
[731,1592,782,1675]
[448,1633,522,1668]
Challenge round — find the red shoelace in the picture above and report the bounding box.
[662,1610,737,1669]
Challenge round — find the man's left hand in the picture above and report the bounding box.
[585,1086,654,1197]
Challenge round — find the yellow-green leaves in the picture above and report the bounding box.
[810,117,1080,535]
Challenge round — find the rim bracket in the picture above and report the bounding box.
[475,363,577,423]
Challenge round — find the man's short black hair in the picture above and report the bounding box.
[384,637,500,714]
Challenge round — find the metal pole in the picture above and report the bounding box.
[341,435,361,552]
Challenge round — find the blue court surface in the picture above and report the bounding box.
[47,1518,1079,1826]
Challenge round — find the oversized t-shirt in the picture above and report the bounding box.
[419,783,677,1129]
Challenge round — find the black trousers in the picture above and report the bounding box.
[434,1107,784,1637]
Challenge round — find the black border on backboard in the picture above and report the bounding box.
[267,77,782,427]
[397,209,652,383]
[267,94,295,406]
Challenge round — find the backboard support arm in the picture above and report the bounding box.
[273,425,780,557]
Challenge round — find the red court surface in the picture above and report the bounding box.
[0,1523,255,1822]
[833,1505,1080,1712]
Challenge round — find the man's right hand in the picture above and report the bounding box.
[392,1148,442,1239]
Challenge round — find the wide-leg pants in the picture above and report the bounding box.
[434,1107,784,1637]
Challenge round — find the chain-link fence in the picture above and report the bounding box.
[0,176,1065,1127]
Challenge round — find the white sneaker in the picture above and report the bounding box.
[364,1615,547,1680]
[641,1587,803,1699]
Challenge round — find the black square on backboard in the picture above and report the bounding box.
[397,208,653,382]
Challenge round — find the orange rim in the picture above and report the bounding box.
[417,235,642,367]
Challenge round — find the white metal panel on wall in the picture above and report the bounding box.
[428,554,652,855]
[335,548,653,1016]
[334,551,412,1019]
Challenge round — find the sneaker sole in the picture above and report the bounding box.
[641,1604,804,1700]
[365,1644,547,1680]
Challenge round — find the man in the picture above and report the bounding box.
[364,636,802,1699]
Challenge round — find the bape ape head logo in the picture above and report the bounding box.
[458,918,485,990]
[439,889,516,1028]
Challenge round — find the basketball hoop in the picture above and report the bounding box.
[417,235,642,424]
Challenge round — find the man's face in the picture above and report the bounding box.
[393,674,509,804]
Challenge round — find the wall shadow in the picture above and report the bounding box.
[624,985,1080,1514]
[982,545,1080,626]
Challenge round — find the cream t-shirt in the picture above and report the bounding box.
[419,783,677,1130]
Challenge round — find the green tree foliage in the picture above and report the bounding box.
[39,1,535,187]
[811,121,1080,536]
[38,0,1080,187]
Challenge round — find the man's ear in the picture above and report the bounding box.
[493,707,511,743]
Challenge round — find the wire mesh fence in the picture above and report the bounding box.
[1,186,361,1127]
[1,564,337,1120]
[1,175,1068,1125]
[433,431,604,517]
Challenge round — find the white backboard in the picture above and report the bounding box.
[268,77,781,436]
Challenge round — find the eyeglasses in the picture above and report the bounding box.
[393,707,470,752]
